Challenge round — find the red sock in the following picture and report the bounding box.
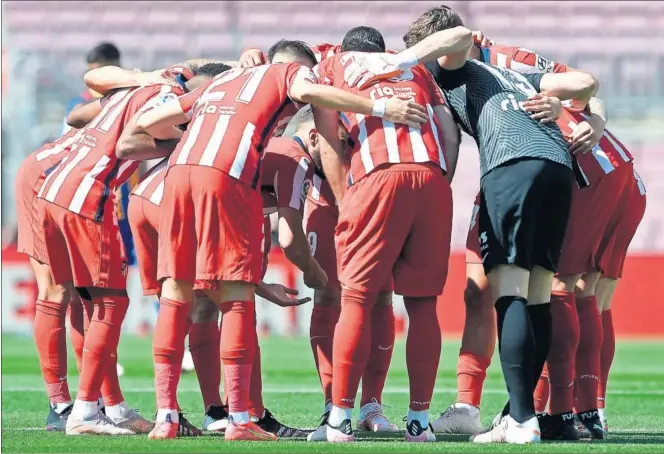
[361,304,395,407]
[575,295,603,413]
[534,362,550,413]
[77,296,129,403]
[100,346,124,406]
[68,298,85,374]
[598,310,615,409]
[456,351,491,407]
[219,300,256,414]
[404,296,441,411]
[34,300,71,403]
[332,288,377,408]
[153,297,191,410]
[310,305,341,405]
[548,291,579,415]
[249,330,265,418]
[189,321,222,408]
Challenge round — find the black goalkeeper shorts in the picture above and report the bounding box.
[478,158,574,274]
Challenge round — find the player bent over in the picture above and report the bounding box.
[130,42,425,441]
[314,25,470,442]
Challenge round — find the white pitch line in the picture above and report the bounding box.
[3,386,664,396]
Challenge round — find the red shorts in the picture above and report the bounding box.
[15,160,48,262]
[128,195,161,296]
[303,199,340,289]
[466,193,482,264]
[261,216,272,279]
[38,200,128,289]
[558,164,633,276]
[597,166,646,279]
[157,166,263,287]
[336,163,452,297]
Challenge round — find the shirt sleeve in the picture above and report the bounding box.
[499,45,573,74]
[274,154,314,213]
[177,82,209,120]
[523,73,545,92]
[285,63,319,102]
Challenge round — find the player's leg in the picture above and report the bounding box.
[595,277,617,433]
[357,290,398,433]
[433,198,493,435]
[533,362,550,413]
[392,165,452,442]
[328,168,413,443]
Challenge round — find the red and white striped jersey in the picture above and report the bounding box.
[483,44,573,74]
[315,52,448,184]
[557,109,633,187]
[38,84,181,221]
[307,173,338,209]
[169,63,314,188]
[131,157,168,206]
[260,137,314,215]
[32,128,82,171]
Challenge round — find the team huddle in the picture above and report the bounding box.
[15,4,646,444]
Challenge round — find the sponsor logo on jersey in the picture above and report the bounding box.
[536,54,554,72]
[300,177,312,206]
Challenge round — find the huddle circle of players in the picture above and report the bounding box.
[16,5,645,444]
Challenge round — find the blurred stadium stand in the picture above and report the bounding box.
[2,0,662,253]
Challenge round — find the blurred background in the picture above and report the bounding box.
[1,1,662,337]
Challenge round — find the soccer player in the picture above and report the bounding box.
[128,40,427,441]
[36,76,183,436]
[361,5,598,443]
[311,25,471,442]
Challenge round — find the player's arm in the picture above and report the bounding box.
[116,112,181,160]
[312,107,347,202]
[84,66,177,94]
[130,85,203,140]
[179,58,238,71]
[288,69,428,128]
[400,26,473,70]
[66,99,103,128]
[434,104,461,182]
[526,71,598,106]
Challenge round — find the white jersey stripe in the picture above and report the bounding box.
[116,159,137,185]
[68,154,112,214]
[35,131,82,162]
[312,174,322,201]
[150,181,165,205]
[634,170,646,195]
[426,104,447,171]
[356,114,374,174]
[289,157,310,210]
[37,155,69,198]
[603,133,630,163]
[133,163,167,196]
[591,145,616,174]
[45,145,92,202]
[229,122,256,179]
[199,115,231,167]
[409,127,428,163]
[98,91,133,132]
[88,90,131,130]
[382,120,400,163]
[176,115,205,165]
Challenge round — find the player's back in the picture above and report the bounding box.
[38,85,180,221]
[170,63,308,187]
[431,59,571,177]
[316,52,448,184]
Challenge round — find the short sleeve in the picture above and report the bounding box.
[274,154,314,212]
[523,73,544,92]
[506,46,573,74]
[177,82,210,120]
[285,64,318,102]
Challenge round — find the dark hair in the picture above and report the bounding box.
[86,42,121,65]
[341,26,386,52]
[403,5,464,48]
[195,63,232,77]
[268,39,317,67]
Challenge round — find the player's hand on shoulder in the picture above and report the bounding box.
[261,283,312,307]
[239,48,266,68]
[472,30,494,47]
[303,260,328,290]
[568,120,602,155]
[344,53,402,90]
[384,97,428,129]
[522,93,562,124]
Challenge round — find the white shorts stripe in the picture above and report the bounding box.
[289,157,310,210]
[229,122,256,179]
[37,155,68,198]
[426,104,446,171]
[176,115,205,165]
[382,120,400,163]
[150,181,165,205]
[356,114,374,174]
[199,115,231,167]
[44,145,92,203]
[68,154,112,214]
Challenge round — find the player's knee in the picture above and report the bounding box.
[487,265,529,300]
[552,273,582,293]
[375,291,392,308]
[464,279,489,312]
[161,278,194,303]
[219,281,255,304]
[314,287,341,307]
[41,284,70,304]
[192,294,219,323]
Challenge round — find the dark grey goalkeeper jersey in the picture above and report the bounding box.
[425,59,572,177]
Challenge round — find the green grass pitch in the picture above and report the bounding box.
[2,334,664,452]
